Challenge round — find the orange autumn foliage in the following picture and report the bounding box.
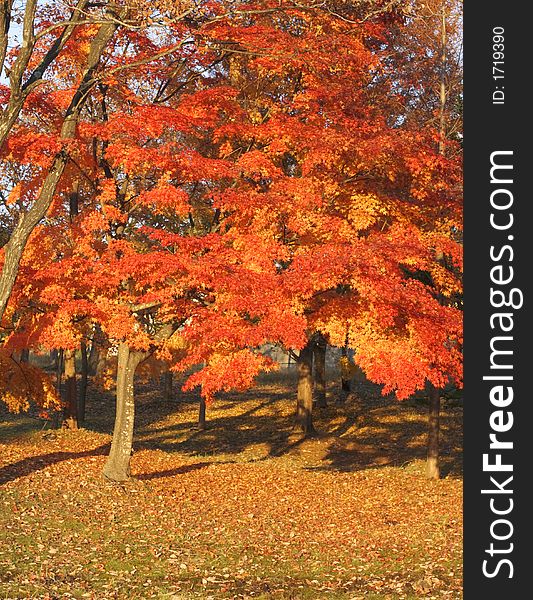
[0,350,62,414]
[1,0,462,407]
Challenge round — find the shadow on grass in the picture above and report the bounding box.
[136,462,214,480]
[0,443,111,485]
[1,373,463,481]
[132,398,462,477]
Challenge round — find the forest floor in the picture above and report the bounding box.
[0,370,463,600]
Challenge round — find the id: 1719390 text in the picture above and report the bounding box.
[492,26,505,105]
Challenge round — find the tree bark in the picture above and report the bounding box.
[62,349,78,429]
[162,369,173,402]
[198,397,207,430]
[438,1,447,157]
[0,1,14,80]
[313,337,327,408]
[55,349,64,392]
[296,340,316,435]
[79,340,88,424]
[88,342,99,376]
[425,5,446,481]
[340,344,351,398]
[103,343,146,482]
[426,382,441,480]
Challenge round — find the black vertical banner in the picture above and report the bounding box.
[464,3,531,597]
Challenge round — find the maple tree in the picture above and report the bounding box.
[205,1,462,438]
[0,0,285,324]
[379,0,463,145]
[0,0,286,422]
[367,0,463,478]
[2,0,313,477]
[1,0,462,482]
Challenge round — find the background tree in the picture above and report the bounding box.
[375,0,463,478]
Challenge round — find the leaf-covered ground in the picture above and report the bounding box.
[0,371,463,599]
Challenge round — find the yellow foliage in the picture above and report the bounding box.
[164,332,189,351]
[347,193,388,231]
[0,350,62,414]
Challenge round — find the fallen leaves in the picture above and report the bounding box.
[0,375,462,598]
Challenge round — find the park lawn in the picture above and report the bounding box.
[0,373,463,599]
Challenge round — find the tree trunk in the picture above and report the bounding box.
[62,349,78,430]
[20,348,30,362]
[55,349,64,392]
[313,337,327,408]
[103,343,146,482]
[78,340,88,425]
[426,382,441,480]
[87,325,102,376]
[425,5,446,482]
[162,369,173,402]
[0,1,15,82]
[336,343,351,406]
[88,341,99,376]
[341,345,351,393]
[198,397,207,430]
[438,1,447,157]
[296,340,316,435]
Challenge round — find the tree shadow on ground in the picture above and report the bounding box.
[80,384,183,435]
[1,373,462,481]
[135,461,216,480]
[130,389,463,477]
[0,443,111,485]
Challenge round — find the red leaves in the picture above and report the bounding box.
[1,0,462,407]
[182,350,276,401]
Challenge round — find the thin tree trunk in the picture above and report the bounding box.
[438,2,447,157]
[340,345,351,399]
[198,397,206,430]
[62,348,78,429]
[0,1,14,80]
[296,340,316,435]
[87,340,99,376]
[20,348,30,362]
[103,343,146,482]
[313,337,327,408]
[162,369,173,402]
[426,382,441,480]
[50,348,58,369]
[87,324,102,375]
[55,349,63,392]
[79,340,88,424]
[425,4,446,480]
